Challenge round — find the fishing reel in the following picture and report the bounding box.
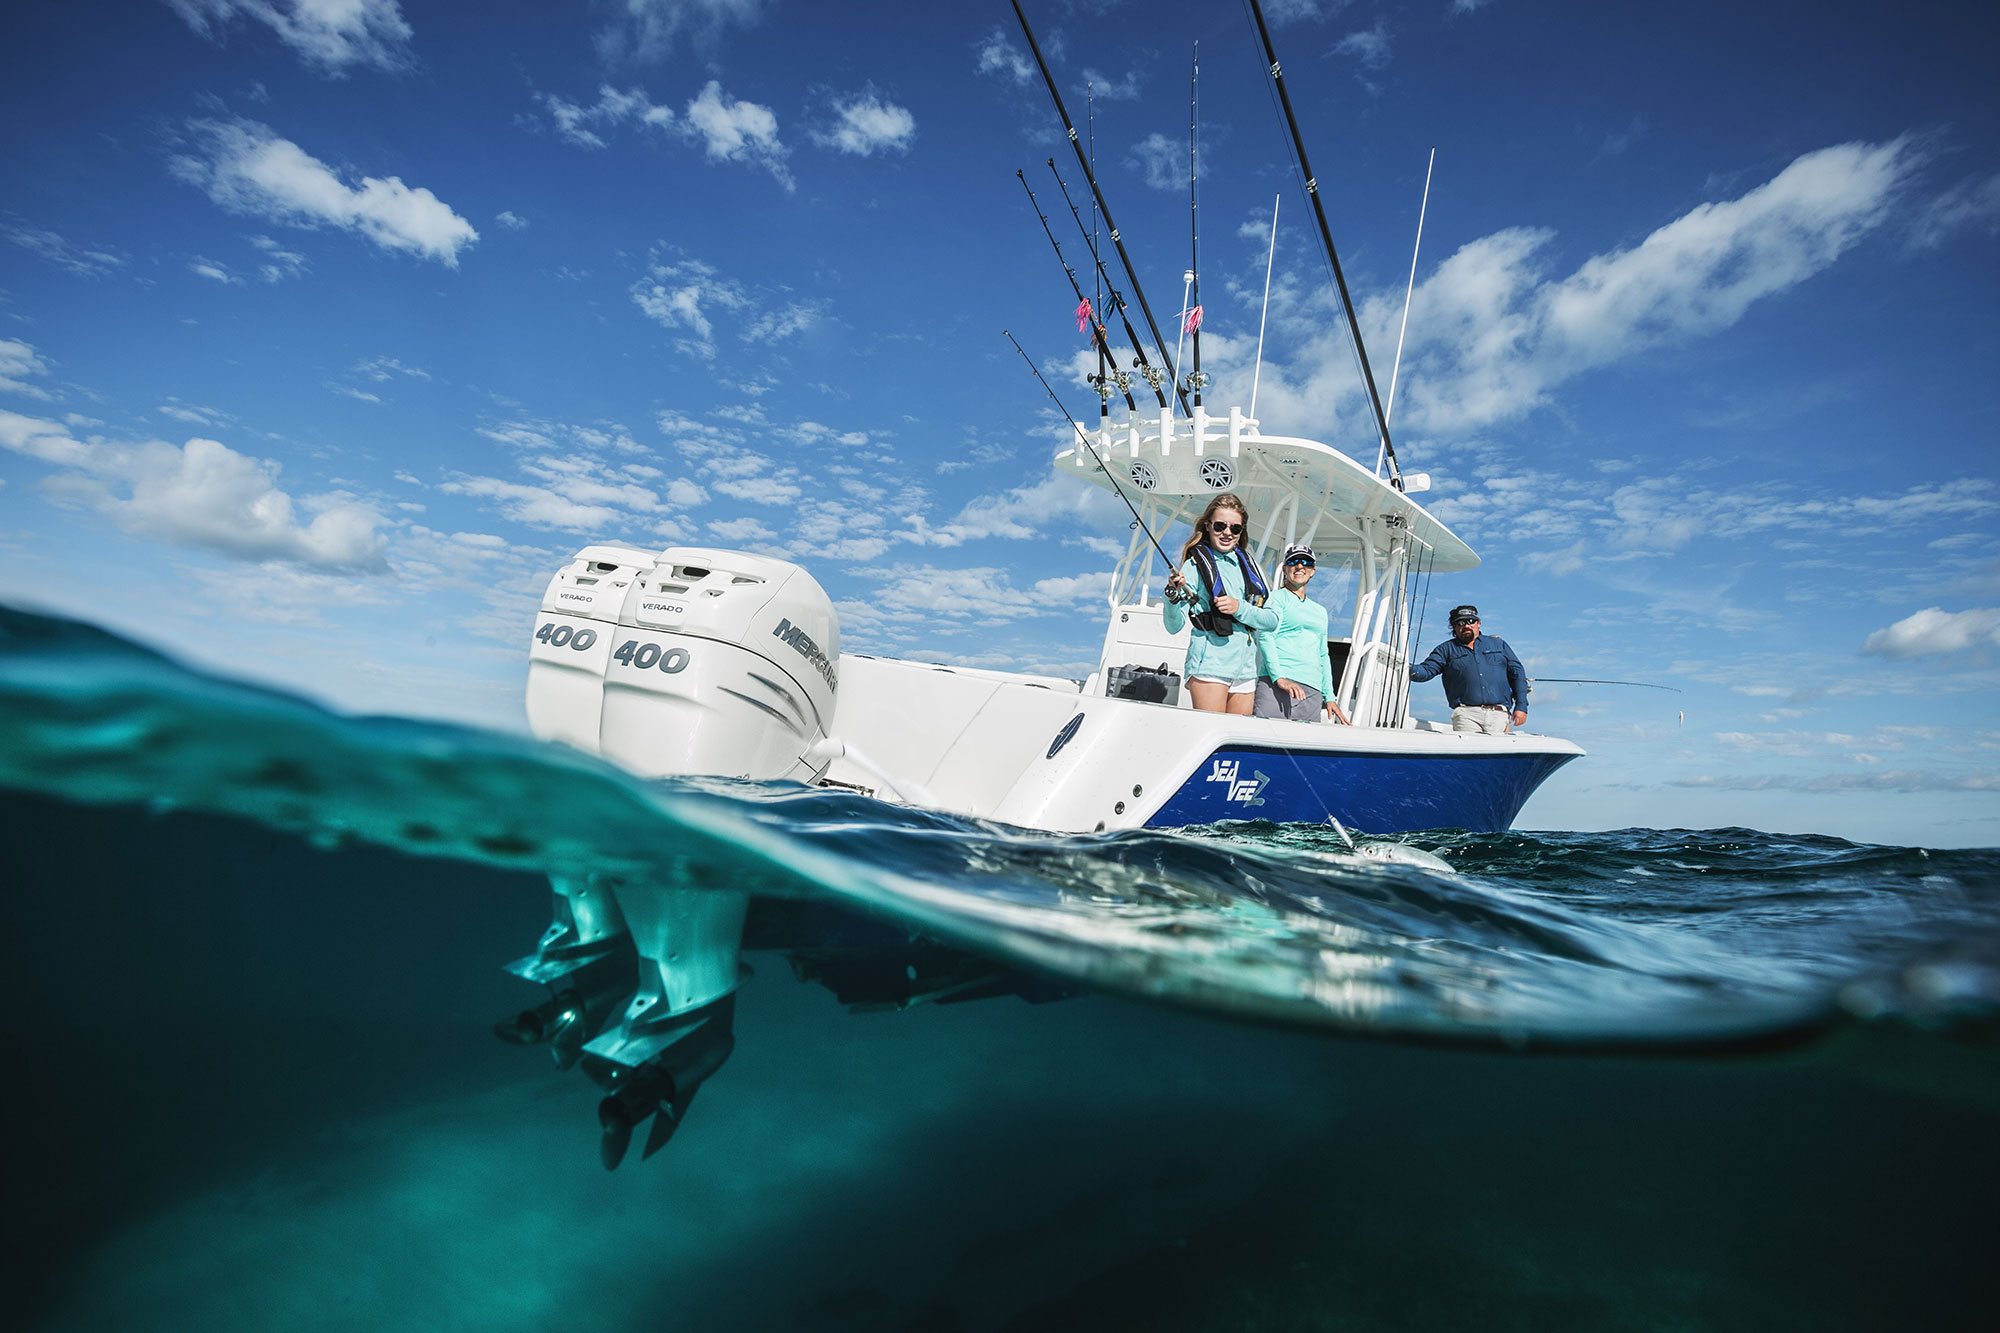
[1133,362,1167,390]
[1087,368,1132,401]
[1182,370,1209,395]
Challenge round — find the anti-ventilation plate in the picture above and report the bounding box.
[1198,457,1235,490]
[1128,460,1158,491]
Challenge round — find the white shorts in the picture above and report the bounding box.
[1190,676,1257,694]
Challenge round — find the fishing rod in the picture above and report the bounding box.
[1186,41,1204,408]
[1047,159,1167,410]
[1018,170,1137,413]
[1244,0,1405,491]
[1531,678,1684,692]
[1004,330,1187,597]
[1011,0,1192,419]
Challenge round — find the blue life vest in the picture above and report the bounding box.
[1186,544,1268,636]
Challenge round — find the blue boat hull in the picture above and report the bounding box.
[1148,745,1580,834]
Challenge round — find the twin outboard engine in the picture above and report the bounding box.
[504,545,842,1167]
[524,544,839,782]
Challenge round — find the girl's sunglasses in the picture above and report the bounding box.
[1208,520,1244,535]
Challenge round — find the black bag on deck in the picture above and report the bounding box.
[1107,662,1182,706]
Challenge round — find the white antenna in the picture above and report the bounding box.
[1377,147,1435,478]
[1249,193,1280,421]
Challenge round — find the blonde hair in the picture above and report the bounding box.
[1179,492,1251,565]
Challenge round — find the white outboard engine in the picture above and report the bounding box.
[508,544,843,1167]
[525,544,839,783]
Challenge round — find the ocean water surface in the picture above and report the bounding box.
[3,604,1998,1330]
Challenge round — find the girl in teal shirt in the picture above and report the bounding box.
[1162,492,1279,714]
[1255,544,1351,723]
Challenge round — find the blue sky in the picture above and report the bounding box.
[2,0,1997,846]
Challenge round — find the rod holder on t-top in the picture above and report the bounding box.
[1004,330,1191,604]
[1245,0,1406,493]
[1012,0,1192,420]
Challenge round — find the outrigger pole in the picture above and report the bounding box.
[1018,170,1137,413]
[1011,0,1192,419]
[1047,160,1167,410]
[1005,330,1186,590]
[1245,0,1406,491]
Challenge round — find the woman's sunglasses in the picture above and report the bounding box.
[1285,557,1315,569]
[1208,520,1244,535]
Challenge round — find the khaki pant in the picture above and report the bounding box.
[1451,705,1510,735]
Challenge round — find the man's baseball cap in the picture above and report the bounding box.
[1282,544,1316,566]
[1448,604,1480,625]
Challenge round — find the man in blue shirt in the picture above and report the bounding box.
[1409,605,1528,735]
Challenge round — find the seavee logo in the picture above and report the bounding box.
[772,617,837,691]
[1205,758,1268,807]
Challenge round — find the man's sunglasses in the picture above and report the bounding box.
[1208,520,1244,535]
[1285,557,1315,569]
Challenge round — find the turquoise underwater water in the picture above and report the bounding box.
[2,604,1998,1330]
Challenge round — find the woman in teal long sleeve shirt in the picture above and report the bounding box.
[1162,492,1279,714]
[1254,545,1350,724]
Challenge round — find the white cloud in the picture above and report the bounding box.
[0,409,389,571]
[496,210,528,230]
[1909,170,2000,249]
[596,0,768,62]
[444,419,709,536]
[1033,571,1114,603]
[189,257,242,284]
[842,564,1045,625]
[812,89,915,157]
[172,118,479,266]
[631,258,748,359]
[1259,0,1349,20]
[631,255,820,355]
[157,399,232,427]
[250,233,309,281]
[438,475,628,532]
[682,81,791,189]
[899,472,1124,548]
[1129,132,1190,191]
[974,29,1035,85]
[537,85,675,149]
[1335,20,1391,70]
[354,356,428,382]
[786,421,870,447]
[3,221,125,276]
[167,1,414,74]
[0,339,53,400]
[1382,137,1921,435]
[713,475,800,505]
[1080,68,1142,101]
[707,516,779,543]
[1862,607,2000,660]
[743,300,821,343]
